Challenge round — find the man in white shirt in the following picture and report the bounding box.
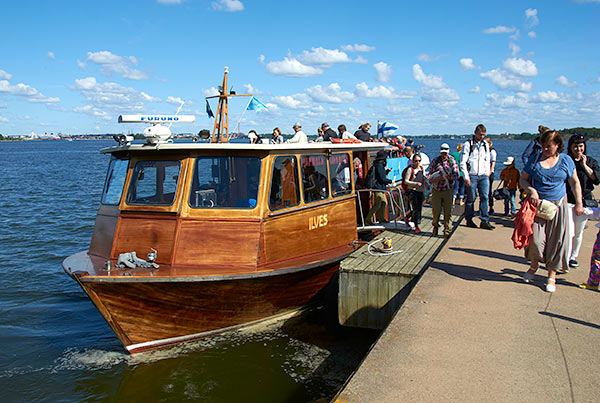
[287,122,308,143]
[460,124,494,230]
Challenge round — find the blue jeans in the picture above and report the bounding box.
[504,189,516,215]
[465,175,490,223]
[453,176,465,200]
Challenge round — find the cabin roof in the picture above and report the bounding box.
[101,141,389,154]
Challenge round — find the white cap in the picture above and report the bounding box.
[440,143,450,152]
[293,122,302,128]
[503,156,515,165]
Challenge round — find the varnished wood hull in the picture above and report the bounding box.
[74,261,340,354]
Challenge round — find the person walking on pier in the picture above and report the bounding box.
[499,157,520,216]
[429,143,459,237]
[566,134,600,269]
[460,124,494,230]
[520,129,583,292]
[403,153,428,234]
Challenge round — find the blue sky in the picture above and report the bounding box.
[0,0,599,136]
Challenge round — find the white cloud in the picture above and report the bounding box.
[47,51,55,60]
[76,60,86,69]
[306,83,355,104]
[528,31,537,39]
[354,55,368,64]
[243,83,261,94]
[417,53,442,62]
[166,96,184,104]
[73,104,108,117]
[212,0,244,12]
[483,25,517,34]
[459,58,478,70]
[0,69,12,80]
[297,47,352,66]
[469,85,481,94]
[0,116,8,122]
[73,76,157,113]
[486,93,529,108]
[412,64,444,88]
[355,82,415,99]
[422,87,460,106]
[271,93,311,109]
[258,54,265,64]
[480,69,533,92]
[141,92,161,102]
[341,44,375,52]
[525,8,539,27]
[509,42,520,57]
[373,62,392,82]
[86,50,148,80]
[502,58,538,77]
[556,75,578,88]
[203,86,219,97]
[266,57,323,77]
[533,91,563,103]
[0,80,60,103]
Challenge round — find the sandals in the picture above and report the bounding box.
[546,278,556,293]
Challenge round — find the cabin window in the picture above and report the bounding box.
[189,156,261,209]
[126,160,181,205]
[269,156,300,210]
[301,155,329,203]
[101,157,129,205]
[329,153,352,197]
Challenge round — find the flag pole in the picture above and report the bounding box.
[235,96,254,134]
[377,120,380,140]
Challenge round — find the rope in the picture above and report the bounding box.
[367,239,404,256]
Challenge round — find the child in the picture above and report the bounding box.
[579,207,600,290]
[499,156,520,216]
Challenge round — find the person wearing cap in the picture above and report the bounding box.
[460,124,494,230]
[499,156,520,216]
[365,150,392,225]
[428,143,459,237]
[566,133,600,269]
[287,122,307,143]
[321,123,338,142]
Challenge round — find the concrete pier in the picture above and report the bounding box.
[336,210,600,402]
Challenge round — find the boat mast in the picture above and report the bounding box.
[206,67,251,143]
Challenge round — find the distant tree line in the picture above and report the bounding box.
[512,127,600,140]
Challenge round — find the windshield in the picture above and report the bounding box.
[189,156,261,209]
[126,160,181,205]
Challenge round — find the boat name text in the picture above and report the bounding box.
[308,214,328,230]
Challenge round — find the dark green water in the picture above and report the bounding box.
[0,140,379,402]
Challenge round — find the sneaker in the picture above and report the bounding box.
[480,221,494,230]
[414,227,422,234]
[579,283,599,290]
[569,259,579,268]
[546,283,556,293]
[465,219,477,228]
[523,271,534,283]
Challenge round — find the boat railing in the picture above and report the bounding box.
[355,187,409,231]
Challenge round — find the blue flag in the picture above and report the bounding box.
[377,121,399,138]
[206,100,214,118]
[247,96,268,111]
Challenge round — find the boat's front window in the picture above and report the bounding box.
[126,160,181,205]
[301,155,329,203]
[269,156,300,210]
[189,156,261,209]
[101,156,129,205]
[329,153,352,197]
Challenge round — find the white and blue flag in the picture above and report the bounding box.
[377,121,399,138]
[247,96,268,111]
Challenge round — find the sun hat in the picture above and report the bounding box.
[440,143,450,153]
[375,150,388,160]
[503,156,515,165]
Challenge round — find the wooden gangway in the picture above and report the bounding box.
[339,205,463,329]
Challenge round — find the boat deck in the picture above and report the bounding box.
[338,205,463,329]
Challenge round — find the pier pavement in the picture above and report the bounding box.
[337,210,600,402]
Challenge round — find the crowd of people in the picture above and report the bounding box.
[248,121,600,294]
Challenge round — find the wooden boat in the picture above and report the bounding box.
[62,68,387,354]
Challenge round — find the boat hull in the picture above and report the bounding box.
[73,261,339,354]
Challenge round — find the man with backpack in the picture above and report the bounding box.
[460,124,494,230]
